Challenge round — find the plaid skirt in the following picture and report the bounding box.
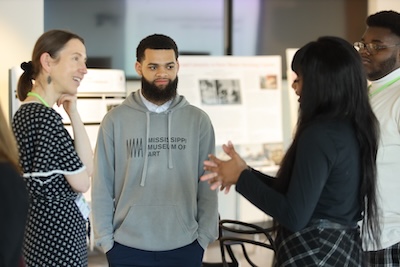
[364,241,400,266]
[274,220,365,267]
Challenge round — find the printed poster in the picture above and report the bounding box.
[178,55,283,173]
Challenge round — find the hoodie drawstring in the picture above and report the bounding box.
[140,112,150,186]
[168,111,173,169]
[140,111,174,186]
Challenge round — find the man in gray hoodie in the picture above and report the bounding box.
[91,34,219,267]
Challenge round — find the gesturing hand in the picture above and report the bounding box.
[200,141,248,193]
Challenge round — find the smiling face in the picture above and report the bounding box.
[135,48,179,104]
[49,38,87,95]
[359,27,400,81]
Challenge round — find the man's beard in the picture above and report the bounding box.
[367,54,397,81]
[141,77,178,103]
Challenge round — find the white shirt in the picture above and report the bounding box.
[366,67,400,251]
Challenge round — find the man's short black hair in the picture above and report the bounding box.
[367,10,400,38]
[136,34,179,62]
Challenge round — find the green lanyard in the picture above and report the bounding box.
[368,76,400,98]
[27,92,50,107]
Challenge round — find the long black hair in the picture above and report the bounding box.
[276,36,380,246]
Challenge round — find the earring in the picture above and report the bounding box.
[47,75,52,84]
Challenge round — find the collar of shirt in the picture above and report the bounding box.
[369,67,400,90]
[140,89,172,113]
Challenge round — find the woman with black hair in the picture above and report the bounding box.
[201,36,380,266]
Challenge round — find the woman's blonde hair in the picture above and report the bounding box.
[0,103,20,172]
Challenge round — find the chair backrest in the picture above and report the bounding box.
[218,219,276,267]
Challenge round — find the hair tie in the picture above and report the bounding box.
[20,61,33,74]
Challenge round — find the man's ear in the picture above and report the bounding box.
[39,52,52,73]
[135,61,142,77]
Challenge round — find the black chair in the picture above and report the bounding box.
[202,217,239,267]
[202,219,276,267]
[218,219,276,267]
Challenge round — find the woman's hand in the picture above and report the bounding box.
[57,94,78,117]
[200,141,248,193]
[57,93,94,178]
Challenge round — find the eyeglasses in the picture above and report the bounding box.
[354,41,400,55]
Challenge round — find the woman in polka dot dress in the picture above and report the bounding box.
[12,30,93,267]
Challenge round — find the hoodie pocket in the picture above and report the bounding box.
[115,204,193,249]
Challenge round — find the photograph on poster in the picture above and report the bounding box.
[260,74,278,89]
[199,79,242,105]
[178,55,282,148]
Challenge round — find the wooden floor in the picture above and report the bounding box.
[202,238,274,267]
[88,238,274,267]
[88,248,107,267]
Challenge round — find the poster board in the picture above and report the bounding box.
[179,56,282,139]
[178,56,283,222]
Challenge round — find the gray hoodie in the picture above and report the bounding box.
[91,90,219,253]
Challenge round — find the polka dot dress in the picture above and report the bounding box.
[12,103,88,267]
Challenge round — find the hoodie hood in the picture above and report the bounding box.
[121,90,189,186]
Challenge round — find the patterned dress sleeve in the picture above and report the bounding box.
[15,104,85,176]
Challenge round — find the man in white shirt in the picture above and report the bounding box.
[354,10,400,266]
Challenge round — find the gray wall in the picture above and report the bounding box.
[256,0,367,76]
[45,0,126,72]
[44,0,367,79]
